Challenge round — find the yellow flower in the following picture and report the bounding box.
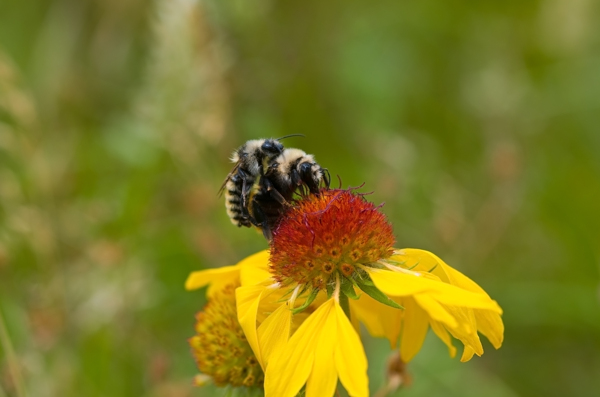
[185,250,272,296]
[263,291,368,397]
[353,248,504,362]
[186,188,504,397]
[186,251,283,370]
[188,282,264,389]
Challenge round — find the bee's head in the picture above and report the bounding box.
[260,139,284,160]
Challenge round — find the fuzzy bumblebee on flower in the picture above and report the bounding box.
[186,140,504,397]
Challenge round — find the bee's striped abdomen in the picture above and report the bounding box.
[224,176,252,227]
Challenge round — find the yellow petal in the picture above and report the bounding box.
[351,294,383,335]
[391,249,505,351]
[432,252,491,295]
[413,294,458,329]
[460,345,476,362]
[369,269,502,312]
[349,303,361,334]
[334,301,369,397]
[391,248,450,282]
[236,285,266,368]
[430,320,457,358]
[240,250,273,286]
[306,302,338,397]
[396,249,504,312]
[257,303,292,367]
[399,297,430,363]
[265,299,334,397]
[185,264,240,294]
[185,250,272,293]
[351,293,401,348]
[474,309,504,349]
[443,306,483,357]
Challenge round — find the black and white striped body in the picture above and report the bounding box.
[224,171,254,228]
[221,139,284,229]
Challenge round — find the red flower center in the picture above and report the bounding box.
[269,189,395,289]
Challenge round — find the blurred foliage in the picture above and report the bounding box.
[1,0,599,396]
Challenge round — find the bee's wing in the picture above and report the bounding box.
[218,161,241,197]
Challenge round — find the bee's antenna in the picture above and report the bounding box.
[276,134,305,141]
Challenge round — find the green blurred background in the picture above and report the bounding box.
[1,0,599,396]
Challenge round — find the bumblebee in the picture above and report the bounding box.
[220,138,285,229]
[221,138,329,240]
[249,148,330,239]
[264,148,329,200]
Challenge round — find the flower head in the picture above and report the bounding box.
[189,282,263,388]
[270,189,395,289]
[186,187,504,397]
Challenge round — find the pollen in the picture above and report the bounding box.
[270,188,395,288]
[189,284,264,389]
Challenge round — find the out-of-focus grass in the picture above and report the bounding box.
[1,0,599,396]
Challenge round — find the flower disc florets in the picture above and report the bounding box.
[189,284,263,388]
[270,188,395,289]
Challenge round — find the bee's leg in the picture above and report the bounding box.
[250,195,273,241]
[322,168,331,188]
[290,168,302,186]
[269,188,287,205]
[299,162,320,194]
[262,228,273,241]
[238,169,259,227]
[237,216,252,228]
[246,212,262,229]
[261,221,273,241]
[262,177,287,205]
[239,169,253,208]
[239,205,253,227]
[243,202,262,230]
[241,197,264,232]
